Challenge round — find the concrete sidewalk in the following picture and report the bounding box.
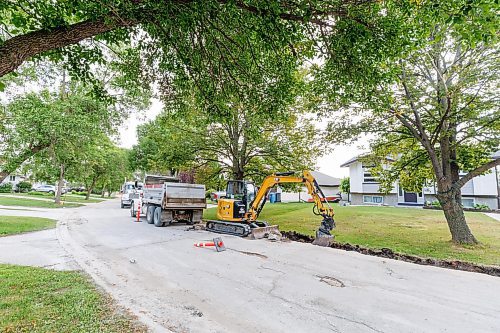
[485,213,500,221]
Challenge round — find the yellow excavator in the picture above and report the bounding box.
[205,171,335,244]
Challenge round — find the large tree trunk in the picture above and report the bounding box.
[54,164,65,205]
[437,188,478,244]
[0,17,135,77]
[232,168,244,180]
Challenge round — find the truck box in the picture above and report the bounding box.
[136,175,206,227]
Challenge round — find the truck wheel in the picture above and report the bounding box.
[120,201,125,209]
[130,202,135,217]
[153,207,164,227]
[146,206,155,224]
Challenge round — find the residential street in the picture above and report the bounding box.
[2,200,500,333]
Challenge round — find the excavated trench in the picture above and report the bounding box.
[281,231,500,277]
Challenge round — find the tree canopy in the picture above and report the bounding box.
[318,1,499,244]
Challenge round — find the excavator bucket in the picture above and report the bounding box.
[250,225,281,240]
[312,216,335,247]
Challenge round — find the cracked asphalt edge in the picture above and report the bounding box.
[56,214,171,333]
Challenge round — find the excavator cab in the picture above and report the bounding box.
[217,180,257,221]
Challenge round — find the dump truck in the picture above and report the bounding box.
[131,175,206,227]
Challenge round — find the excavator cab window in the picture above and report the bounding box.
[246,183,256,207]
[226,180,245,200]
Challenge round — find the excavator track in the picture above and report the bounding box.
[205,220,252,237]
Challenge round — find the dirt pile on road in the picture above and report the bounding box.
[281,231,500,277]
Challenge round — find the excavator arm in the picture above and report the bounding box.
[245,170,336,238]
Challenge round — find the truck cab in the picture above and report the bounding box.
[120,182,136,208]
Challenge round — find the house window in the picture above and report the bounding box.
[363,195,383,204]
[362,164,378,183]
[398,186,403,196]
[9,175,15,181]
[461,198,474,208]
[418,192,423,197]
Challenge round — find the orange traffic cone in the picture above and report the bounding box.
[194,237,226,252]
[136,202,141,222]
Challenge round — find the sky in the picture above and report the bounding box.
[117,99,368,179]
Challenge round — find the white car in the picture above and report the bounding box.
[33,185,57,194]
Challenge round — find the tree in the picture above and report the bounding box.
[340,177,350,202]
[68,136,125,200]
[95,148,131,197]
[132,85,321,183]
[317,1,499,244]
[0,1,380,80]
[0,86,119,185]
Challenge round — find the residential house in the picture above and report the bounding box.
[280,171,341,202]
[0,173,27,190]
[341,153,500,209]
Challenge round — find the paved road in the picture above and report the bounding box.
[2,200,500,332]
[53,199,500,333]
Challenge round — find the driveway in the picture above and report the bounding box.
[2,200,500,332]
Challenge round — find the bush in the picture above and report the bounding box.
[27,191,51,197]
[0,183,13,193]
[16,181,32,193]
[473,203,490,210]
[431,200,442,208]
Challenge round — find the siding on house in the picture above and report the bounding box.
[341,155,500,209]
[280,171,341,202]
[0,174,27,189]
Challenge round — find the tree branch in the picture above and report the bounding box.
[0,16,136,77]
[453,157,500,190]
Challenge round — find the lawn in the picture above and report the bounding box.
[0,196,83,208]
[203,203,500,266]
[0,264,146,333]
[0,193,104,203]
[0,216,56,236]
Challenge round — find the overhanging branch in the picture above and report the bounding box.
[453,158,500,190]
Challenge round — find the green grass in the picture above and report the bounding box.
[0,216,56,236]
[203,202,500,266]
[0,193,103,203]
[0,197,82,208]
[0,264,146,333]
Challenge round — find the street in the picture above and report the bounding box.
[2,200,500,332]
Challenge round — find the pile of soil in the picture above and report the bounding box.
[281,231,500,277]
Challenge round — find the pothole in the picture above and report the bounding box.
[316,275,345,287]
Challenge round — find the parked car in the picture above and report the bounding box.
[69,186,86,192]
[32,185,67,195]
[210,191,226,202]
[33,185,57,194]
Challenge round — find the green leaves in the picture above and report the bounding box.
[1,84,120,180]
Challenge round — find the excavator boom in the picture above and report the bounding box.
[206,170,336,246]
[245,170,335,241]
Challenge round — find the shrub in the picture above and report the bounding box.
[28,191,51,197]
[431,200,442,208]
[16,181,32,193]
[0,183,13,193]
[473,203,490,210]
